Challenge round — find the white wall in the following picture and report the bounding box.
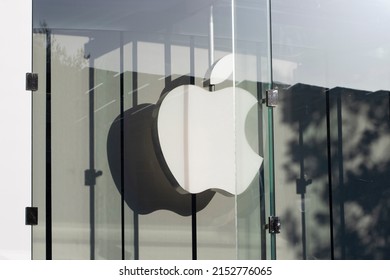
[0,0,31,259]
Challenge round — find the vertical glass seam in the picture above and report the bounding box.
[30,0,34,260]
[266,0,276,260]
[88,62,96,260]
[132,40,139,260]
[231,0,239,260]
[190,35,197,260]
[326,89,335,259]
[45,30,52,261]
[119,32,125,260]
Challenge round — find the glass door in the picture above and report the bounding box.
[32,0,272,260]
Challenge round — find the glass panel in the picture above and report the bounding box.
[33,0,262,260]
[328,89,390,259]
[91,31,123,260]
[234,0,270,259]
[32,32,47,260]
[32,0,390,261]
[195,1,236,260]
[271,0,390,259]
[49,32,90,259]
[124,35,194,260]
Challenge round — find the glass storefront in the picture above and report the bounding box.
[271,0,390,259]
[32,0,390,260]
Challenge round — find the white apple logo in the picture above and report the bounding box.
[153,54,263,196]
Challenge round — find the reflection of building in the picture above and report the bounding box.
[1,0,390,260]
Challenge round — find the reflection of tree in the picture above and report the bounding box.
[330,88,390,259]
[51,43,87,69]
[276,83,331,260]
[277,83,390,259]
[34,22,87,70]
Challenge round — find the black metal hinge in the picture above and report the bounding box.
[26,73,38,91]
[25,207,38,226]
[265,216,281,234]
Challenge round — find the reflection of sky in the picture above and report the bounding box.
[35,0,390,92]
[272,0,390,91]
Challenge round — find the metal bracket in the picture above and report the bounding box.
[26,73,38,91]
[84,169,103,186]
[296,176,312,195]
[25,207,38,226]
[265,216,281,234]
[265,89,278,107]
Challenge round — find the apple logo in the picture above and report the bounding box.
[107,54,262,216]
[152,54,263,196]
[107,102,215,216]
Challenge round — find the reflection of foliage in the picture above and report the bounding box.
[277,83,331,259]
[331,89,390,259]
[34,21,87,70]
[52,43,87,69]
[278,83,390,259]
[35,21,50,34]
